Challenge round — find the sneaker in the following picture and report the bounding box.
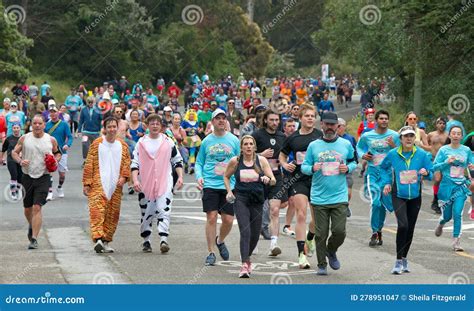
[261,228,271,240]
[239,262,250,278]
[27,225,32,242]
[205,252,216,266]
[316,266,328,275]
[346,206,352,218]
[247,261,252,274]
[282,226,296,237]
[327,251,340,270]
[369,233,378,247]
[452,238,464,252]
[377,231,383,246]
[57,187,64,198]
[268,245,282,257]
[103,242,114,253]
[160,241,170,253]
[94,239,105,253]
[305,238,316,257]
[128,187,135,195]
[434,224,444,237]
[431,199,441,214]
[215,237,229,260]
[401,258,410,273]
[298,253,311,269]
[142,241,152,253]
[189,168,195,175]
[28,238,38,250]
[391,259,403,274]
[46,192,53,201]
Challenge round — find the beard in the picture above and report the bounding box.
[324,129,336,139]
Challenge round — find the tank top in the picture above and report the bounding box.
[235,156,263,194]
[129,122,145,143]
[22,132,52,178]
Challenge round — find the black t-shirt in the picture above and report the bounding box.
[280,128,323,179]
[2,135,20,161]
[252,128,286,175]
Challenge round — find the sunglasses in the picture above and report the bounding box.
[407,117,417,121]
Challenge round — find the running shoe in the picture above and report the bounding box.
[391,260,403,274]
[239,262,250,278]
[94,239,105,253]
[28,238,38,250]
[369,233,378,247]
[142,241,152,253]
[298,253,310,269]
[46,192,53,201]
[401,258,410,273]
[305,238,315,257]
[316,266,328,276]
[261,228,271,240]
[377,231,383,246]
[268,245,282,257]
[103,242,114,253]
[247,261,252,274]
[327,251,340,270]
[57,187,64,198]
[431,199,441,214]
[216,237,229,260]
[434,224,444,237]
[282,226,296,237]
[205,252,216,266]
[452,238,464,252]
[160,241,170,253]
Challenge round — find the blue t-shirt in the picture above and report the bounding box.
[357,129,400,173]
[317,100,334,113]
[434,145,472,184]
[195,132,240,189]
[45,120,73,154]
[301,137,357,205]
[146,94,160,108]
[65,95,83,113]
[215,94,228,109]
[5,111,26,136]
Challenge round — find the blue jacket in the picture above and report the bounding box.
[380,146,433,200]
[78,106,102,134]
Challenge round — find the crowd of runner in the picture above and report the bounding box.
[0,73,472,278]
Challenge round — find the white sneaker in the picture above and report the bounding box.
[103,242,114,253]
[57,187,64,198]
[94,240,105,253]
[282,226,296,237]
[11,192,18,201]
[46,192,54,201]
[452,238,464,252]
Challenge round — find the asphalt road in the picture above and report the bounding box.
[1,98,472,284]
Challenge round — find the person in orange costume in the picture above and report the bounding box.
[83,116,130,254]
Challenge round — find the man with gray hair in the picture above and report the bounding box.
[337,117,358,217]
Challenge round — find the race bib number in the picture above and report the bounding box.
[81,135,88,142]
[214,162,227,176]
[240,169,260,183]
[399,170,418,184]
[450,166,464,178]
[372,154,386,166]
[69,105,77,111]
[296,151,306,165]
[267,159,279,171]
[321,162,340,176]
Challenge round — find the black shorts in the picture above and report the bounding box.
[22,174,50,208]
[202,188,234,216]
[265,174,288,202]
[289,178,312,198]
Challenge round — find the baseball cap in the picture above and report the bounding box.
[418,121,426,130]
[321,112,338,124]
[212,108,226,119]
[210,101,218,106]
[102,92,111,101]
[112,99,119,105]
[49,105,58,112]
[10,101,18,107]
[255,104,267,112]
[48,99,56,107]
[337,117,346,126]
[3,97,11,104]
[399,126,416,136]
[163,106,173,112]
[365,108,376,115]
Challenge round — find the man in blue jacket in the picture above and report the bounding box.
[78,96,102,166]
[45,105,73,200]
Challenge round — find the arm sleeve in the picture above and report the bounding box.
[171,143,184,169]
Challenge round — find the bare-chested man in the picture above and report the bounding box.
[427,117,448,214]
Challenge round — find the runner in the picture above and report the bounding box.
[65,89,83,137]
[195,109,240,265]
[404,112,429,150]
[317,93,334,117]
[82,116,131,253]
[252,110,286,257]
[11,115,61,249]
[5,102,26,136]
[281,118,297,236]
[301,112,357,276]
[356,109,400,247]
[1,123,23,200]
[337,118,358,217]
[131,114,184,253]
[433,126,473,252]
[380,126,433,274]
[223,135,276,278]
[78,96,102,167]
[45,105,73,200]
[427,117,448,214]
[279,103,323,269]
[461,131,474,220]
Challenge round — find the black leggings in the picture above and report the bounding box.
[234,193,263,262]
[393,196,421,259]
[7,160,23,182]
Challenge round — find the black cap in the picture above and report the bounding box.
[321,112,338,124]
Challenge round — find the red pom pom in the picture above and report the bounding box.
[44,154,58,172]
